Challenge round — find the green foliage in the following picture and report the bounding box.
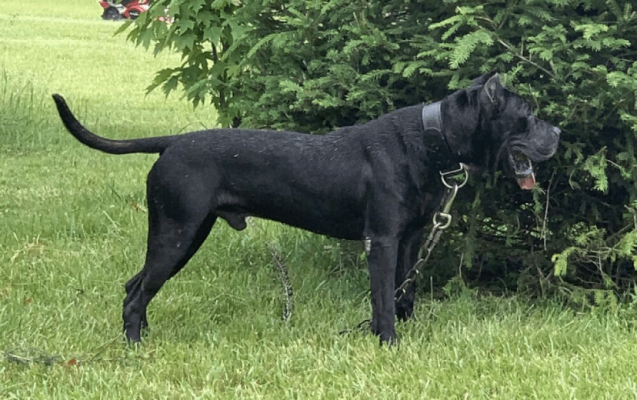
[129,0,637,295]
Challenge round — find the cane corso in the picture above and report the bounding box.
[52,72,560,344]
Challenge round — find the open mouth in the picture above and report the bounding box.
[509,150,535,190]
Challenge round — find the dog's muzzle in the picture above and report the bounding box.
[507,122,560,190]
[509,150,536,190]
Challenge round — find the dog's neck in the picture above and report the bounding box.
[421,101,459,172]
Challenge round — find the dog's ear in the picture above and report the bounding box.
[471,71,498,87]
[481,73,504,107]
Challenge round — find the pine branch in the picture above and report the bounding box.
[497,39,555,78]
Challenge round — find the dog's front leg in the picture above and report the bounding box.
[367,237,399,345]
[395,228,424,321]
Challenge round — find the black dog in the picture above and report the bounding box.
[52,72,560,344]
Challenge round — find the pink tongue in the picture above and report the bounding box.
[517,175,536,190]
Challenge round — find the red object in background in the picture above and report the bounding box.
[99,0,150,21]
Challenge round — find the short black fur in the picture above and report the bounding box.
[52,72,560,345]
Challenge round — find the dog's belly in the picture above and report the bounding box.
[216,197,364,241]
[266,209,364,240]
[212,156,367,240]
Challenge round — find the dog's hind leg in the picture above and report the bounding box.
[123,207,217,342]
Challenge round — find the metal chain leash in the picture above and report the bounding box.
[394,163,469,303]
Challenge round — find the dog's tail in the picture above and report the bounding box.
[52,94,175,155]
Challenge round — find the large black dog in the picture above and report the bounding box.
[52,72,560,344]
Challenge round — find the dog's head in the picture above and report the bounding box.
[454,72,560,189]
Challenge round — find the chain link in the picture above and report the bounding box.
[394,163,468,303]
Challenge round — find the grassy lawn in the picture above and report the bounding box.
[3,1,637,398]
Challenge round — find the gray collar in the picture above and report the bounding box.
[421,101,443,133]
[421,101,459,169]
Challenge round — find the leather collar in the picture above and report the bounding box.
[421,101,443,133]
[421,101,458,171]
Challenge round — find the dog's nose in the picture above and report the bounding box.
[552,127,561,136]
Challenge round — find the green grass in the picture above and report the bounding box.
[3,1,637,398]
